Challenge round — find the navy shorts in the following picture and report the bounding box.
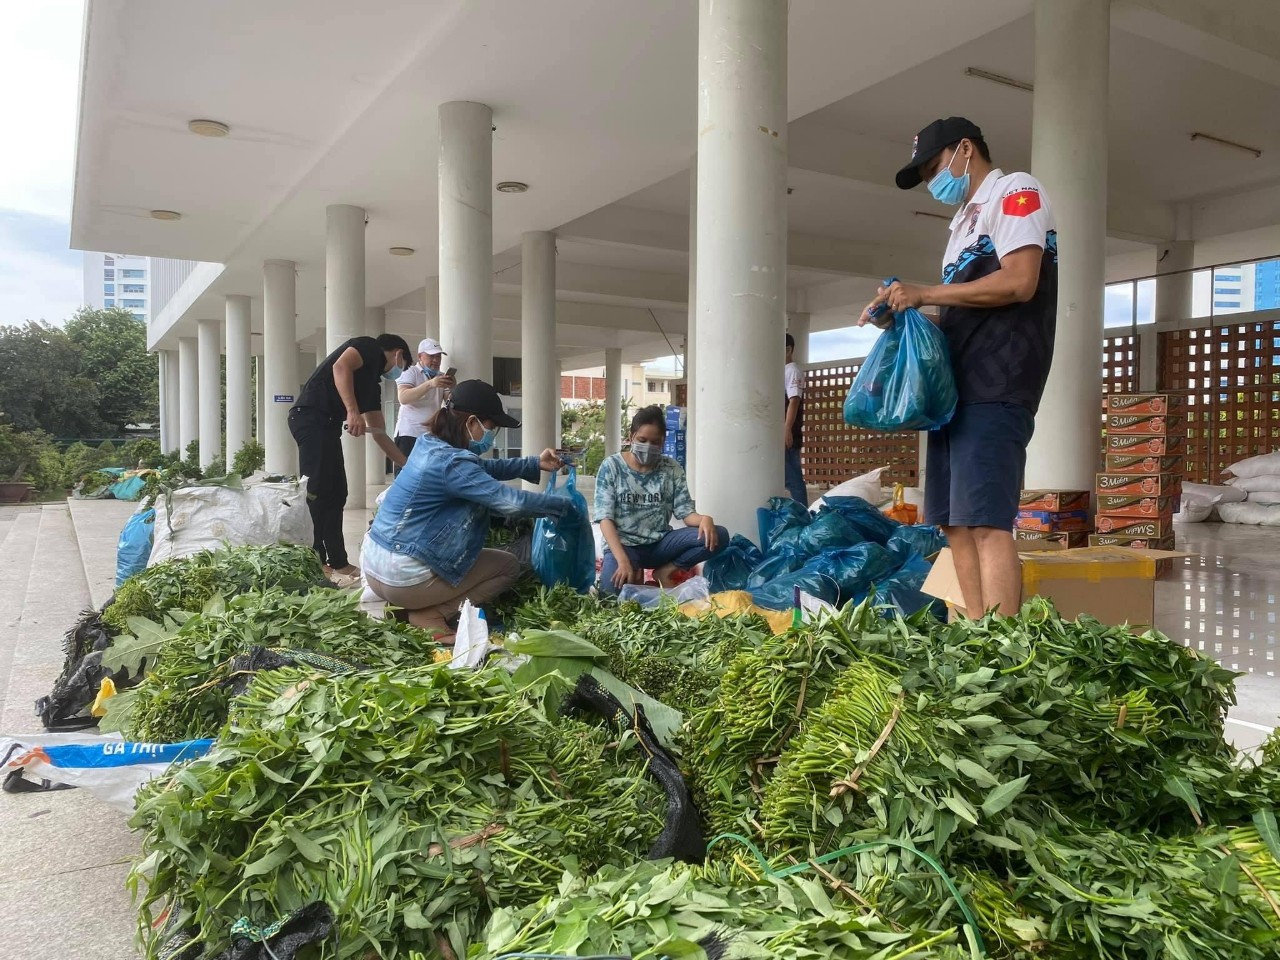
[925,402,1035,530]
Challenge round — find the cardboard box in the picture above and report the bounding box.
[923,545,1189,627]
[1105,393,1186,416]
[1015,509,1092,533]
[1088,534,1177,550]
[1020,490,1090,512]
[1104,453,1184,474]
[1015,529,1091,550]
[1093,515,1176,537]
[1105,412,1186,436]
[1095,493,1178,518]
[1095,473,1181,497]
[1106,433,1186,456]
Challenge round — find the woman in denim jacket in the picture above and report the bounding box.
[362,380,570,641]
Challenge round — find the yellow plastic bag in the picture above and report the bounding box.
[678,590,796,635]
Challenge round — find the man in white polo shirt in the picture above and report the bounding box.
[859,117,1058,619]
[393,338,455,471]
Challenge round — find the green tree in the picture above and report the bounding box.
[64,306,158,432]
[0,321,103,435]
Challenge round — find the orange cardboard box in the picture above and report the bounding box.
[1015,509,1092,533]
[1015,529,1091,550]
[1088,533,1177,550]
[1106,433,1186,456]
[1105,412,1186,436]
[1020,490,1090,512]
[1094,515,1176,537]
[1096,493,1177,519]
[1095,474,1182,497]
[1105,393,1186,416]
[1104,453,1184,474]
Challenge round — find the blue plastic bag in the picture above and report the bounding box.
[703,534,764,593]
[745,545,809,591]
[750,542,898,611]
[115,508,155,588]
[771,507,862,558]
[843,304,957,431]
[757,497,812,554]
[876,552,946,619]
[531,467,595,594]
[820,496,898,546]
[887,524,948,561]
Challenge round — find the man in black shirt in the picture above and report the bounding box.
[859,117,1058,617]
[289,333,412,579]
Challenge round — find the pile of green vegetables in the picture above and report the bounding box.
[124,578,1280,959]
[130,665,666,960]
[103,542,328,632]
[675,597,1280,959]
[100,588,437,741]
[470,859,972,959]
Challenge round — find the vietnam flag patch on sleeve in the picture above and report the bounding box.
[1002,189,1041,217]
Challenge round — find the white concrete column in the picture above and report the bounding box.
[424,276,440,343]
[196,317,222,469]
[694,0,788,540]
[327,204,367,507]
[365,307,388,487]
[224,294,252,463]
[159,349,180,455]
[521,232,557,485]
[605,347,623,457]
[1146,203,1193,391]
[1024,0,1109,490]
[438,101,493,384]
[262,260,297,475]
[788,311,811,366]
[255,354,266,444]
[178,337,198,456]
[298,349,317,392]
[685,155,698,497]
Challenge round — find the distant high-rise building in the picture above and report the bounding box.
[82,252,151,322]
[1209,262,1256,315]
[1253,259,1280,311]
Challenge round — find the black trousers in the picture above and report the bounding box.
[393,435,418,476]
[288,406,349,569]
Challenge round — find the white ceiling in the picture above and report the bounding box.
[70,0,1280,363]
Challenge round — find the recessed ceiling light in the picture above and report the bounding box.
[1190,132,1262,158]
[496,181,529,194]
[389,246,415,256]
[188,119,230,137]
[964,67,1033,93]
[150,209,182,221]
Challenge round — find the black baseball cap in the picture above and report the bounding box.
[449,379,521,429]
[895,117,984,190]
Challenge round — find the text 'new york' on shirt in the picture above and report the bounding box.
[939,168,1059,414]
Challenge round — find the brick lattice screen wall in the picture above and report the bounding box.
[1159,323,1280,484]
[801,360,920,488]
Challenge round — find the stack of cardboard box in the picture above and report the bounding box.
[663,405,687,469]
[1091,393,1184,551]
[1015,489,1092,549]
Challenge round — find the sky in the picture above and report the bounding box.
[0,2,85,327]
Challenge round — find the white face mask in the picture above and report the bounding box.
[630,440,660,466]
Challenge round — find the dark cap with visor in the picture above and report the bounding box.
[448,379,521,429]
[895,117,984,190]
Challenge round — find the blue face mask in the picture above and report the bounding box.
[422,364,440,377]
[383,365,403,382]
[468,427,498,455]
[927,147,970,206]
